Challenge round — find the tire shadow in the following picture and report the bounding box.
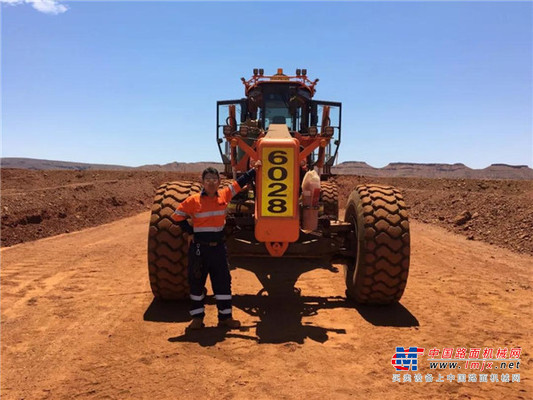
[351,302,419,327]
[143,298,190,323]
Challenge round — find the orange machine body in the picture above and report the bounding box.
[254,125,300,245]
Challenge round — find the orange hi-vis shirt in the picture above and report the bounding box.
[171,180,243,239]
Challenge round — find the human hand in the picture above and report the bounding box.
[253,160,262,170]
[187,234,194,246]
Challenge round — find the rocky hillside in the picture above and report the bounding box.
[332,161,533,179]
[1,158,224,173]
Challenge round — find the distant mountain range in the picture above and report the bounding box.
[332,161,533,180]
[1,157,532,180]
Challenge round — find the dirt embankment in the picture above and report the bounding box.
[2,169,532,255]
[334,176,533,255]
[1,169,197,247]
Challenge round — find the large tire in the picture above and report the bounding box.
[148,181,201,300]
[320,181,339,220]
[343,184,410,304]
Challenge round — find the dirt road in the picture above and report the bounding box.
[1,212,531,399]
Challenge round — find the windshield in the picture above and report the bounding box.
[264,94,292,127]
[261,84,295,130]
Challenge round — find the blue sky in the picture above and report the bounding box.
[2,0,532,168]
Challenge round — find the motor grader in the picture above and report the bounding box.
[148,68,410,305]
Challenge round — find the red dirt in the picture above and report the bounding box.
[1,214,531,399]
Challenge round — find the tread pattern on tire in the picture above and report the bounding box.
[148,181,201,300]
[320,181,339,220]
[344,184,410,304]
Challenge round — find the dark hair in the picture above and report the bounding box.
[202,167,220,180]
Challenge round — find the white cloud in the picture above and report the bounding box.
[1,0,68,15]
[29,0,67,14]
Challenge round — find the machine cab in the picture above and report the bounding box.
[216,69,342,176]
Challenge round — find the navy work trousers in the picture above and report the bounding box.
[187,242,233,320]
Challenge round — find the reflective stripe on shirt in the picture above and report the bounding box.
[194,210,226,218]
[229,184,237,198]
[193,226,225,233]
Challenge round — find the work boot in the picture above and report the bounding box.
[187,318,205,330]
[217,318,241,329]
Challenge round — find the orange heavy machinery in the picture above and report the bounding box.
[148,69,410,304]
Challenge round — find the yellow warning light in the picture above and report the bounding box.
[271,68,289,81]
